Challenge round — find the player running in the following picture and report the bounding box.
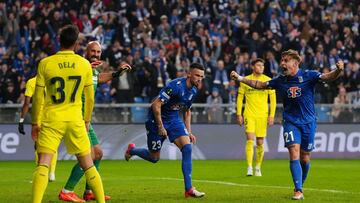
[124,62,206,198]
[236,58,276,176]
[231,49,344,200]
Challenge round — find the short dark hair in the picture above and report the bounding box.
[60,24,79,49]
[281,49,301,62]
[190,62,204,71]
[251,58,265,66]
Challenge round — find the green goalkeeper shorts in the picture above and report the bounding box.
[88,123,100,146]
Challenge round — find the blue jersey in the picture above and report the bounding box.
[267,69,321,124]
[148,77,197,122]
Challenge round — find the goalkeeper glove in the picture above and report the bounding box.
[18,118,25,135]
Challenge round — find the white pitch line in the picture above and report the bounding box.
[139,177,359,195]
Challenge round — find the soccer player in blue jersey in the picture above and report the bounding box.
[124,62,205,198]
[231,49,344,200]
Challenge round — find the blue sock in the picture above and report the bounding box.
[130,147,158,163]
[301,161,310,185]
[181,144,192,191]
[290,160,302,192]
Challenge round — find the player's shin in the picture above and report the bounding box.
[85,159,101,191]
[246,140,254,167]
[290,160,303,192]
[32,165,49,203]
[256,144,264,167]
[181,144,192,191]
[64,162,84,191]
[131,147,158,163]
[301,161,310,185]
[84,166,105,203]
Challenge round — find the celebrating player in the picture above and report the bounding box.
[59,40,131,202]
[231,49,344,200]
[124,62,205,198]
[31,25,105,203]
[236,58,276,176]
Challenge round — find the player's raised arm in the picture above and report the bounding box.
[97,62,132,84]
[151,97,167,137]
[319,60,344,82]
[230,71,268,89]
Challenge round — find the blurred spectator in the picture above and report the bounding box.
[206,87,223,123]
[0,0,358,106]
[332,87,353,122]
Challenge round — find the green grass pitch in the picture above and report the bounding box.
[1,159,359,202]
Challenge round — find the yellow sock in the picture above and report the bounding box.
[256,144,264,168]
[50,151,57,174]
[34,150,38,165]
[85,166,105,203]
[32,165,49,203]
[245,140,254,168]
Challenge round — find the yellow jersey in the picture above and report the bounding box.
[26,76,45,120]
[25,77,36,97]
[237,74,276,118]
[35,50,93,121]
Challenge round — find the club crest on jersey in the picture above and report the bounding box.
[287,86,301,98]
[298,76,303,83]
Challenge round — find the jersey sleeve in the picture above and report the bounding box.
[159,82,178,104]
[24,79,35,97]
[84,61,93,87]
[307,70,321,82]
[36,60,46,87]
[266,76,281,89]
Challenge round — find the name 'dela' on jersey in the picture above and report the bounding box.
[58,61,75,69]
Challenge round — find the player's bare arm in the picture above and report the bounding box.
[184,108,196,144]
[230,71,268,89]
[97,62,132,84]
[31,85,45,141]
[320,60,344,82]
[151,97,167,137]
[18,96,31,135]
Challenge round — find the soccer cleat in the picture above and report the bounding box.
[247,167,253,176]
[292,191,304,200]
[184,187,205,198]
[83,191,111,201]
[49,172,56,182]
[58,190,85,203]
[124,143,135,161]
[255,167,262,177]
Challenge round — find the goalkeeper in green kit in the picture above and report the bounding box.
[59,41,131,202]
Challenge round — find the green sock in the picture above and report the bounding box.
[85,159,100,191]
[64,162,84,191]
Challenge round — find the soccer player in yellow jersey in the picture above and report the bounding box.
[18,75,57,182]
[236,58,276,176]
[31,25,105,203]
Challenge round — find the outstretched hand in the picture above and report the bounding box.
[120,63,132,73]
[230,71,243,81]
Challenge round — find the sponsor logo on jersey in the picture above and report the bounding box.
[287,86,301,98]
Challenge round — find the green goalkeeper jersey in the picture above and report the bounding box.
[82,68,99,114]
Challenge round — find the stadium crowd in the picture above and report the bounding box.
[0,0,359,107]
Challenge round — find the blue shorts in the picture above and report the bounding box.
[282,120,317,152]
[145,119,189,151]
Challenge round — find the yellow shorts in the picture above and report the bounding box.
[244,117,267,137]
[37,120,90,155]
